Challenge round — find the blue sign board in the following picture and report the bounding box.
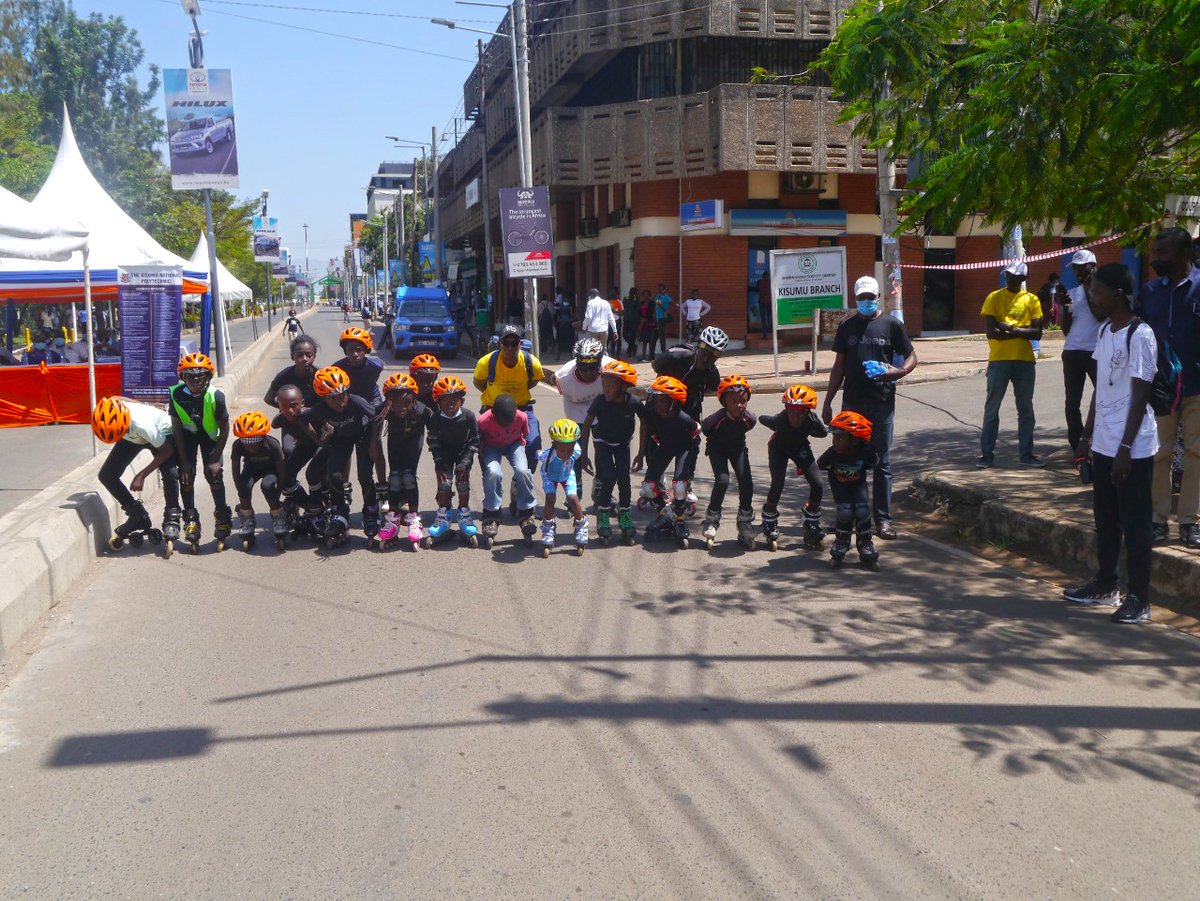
[118,265,183,403]
[680,199,723,232]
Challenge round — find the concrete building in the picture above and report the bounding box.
[435,0,1134,341]
[367,162,415,217]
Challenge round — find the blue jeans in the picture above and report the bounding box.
[981,360,1036,460]
[481,440,535,513]
[844,397,895,524]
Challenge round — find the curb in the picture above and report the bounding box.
[0,312,300,660]
[910,470,1200,618]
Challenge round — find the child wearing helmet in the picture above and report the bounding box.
[230,411,287,550]
[548,337,613,500]
[760,384,829,551]
[265,335,319,409]
[699,375,757,549]
[818,411,879,567]
[271,384,328,540]
[650,325,726,421]
[538,418,588,554]
[409,354,441,408]
[477,393,537,547]
[580,360,644,543]
[92,396,181,551]
[332,328,388,541]
[378,372,436,547]
[302,365,385,547]
[633,375,700,544]
[169,352,232,549]
[425,375,481,546]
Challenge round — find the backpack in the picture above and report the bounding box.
[486,349,535,384]
[1112,317,1183,416]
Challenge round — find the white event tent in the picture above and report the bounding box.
[188,231,250,359]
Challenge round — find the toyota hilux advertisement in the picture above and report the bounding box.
[164,68,239,190]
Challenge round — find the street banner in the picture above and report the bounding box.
[768,246,847,328]
[389,258,405,285]
[117,265,183,403]
[253,216,280,262]
[272,247,290,277]
[680,199,724,233]
[730,209,847,237]
[498,187,553,278]
[164,68,239,190]
[418,241,436,285]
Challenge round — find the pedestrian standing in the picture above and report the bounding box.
[756,268,772,339]
[506,286,525,326]
[1060,249,1102,453]
[654,283,673,355]
[977,261,1044,468]
[608,288,624,358]
[1137,227,1200,546]
[580,288,616,346]
[680,289,712,343]
[537,293,556,360]
[1066,263,1157,624]
[822,275,917,539]
[623,287,640,358]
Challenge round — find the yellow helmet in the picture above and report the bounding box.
[548,418,581,444]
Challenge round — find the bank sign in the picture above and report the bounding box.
[768,246,847,328]
[499,187,553,278]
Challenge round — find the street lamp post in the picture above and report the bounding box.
[260,189,272,331]
[303,223,310,309]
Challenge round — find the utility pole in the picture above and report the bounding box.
[432,124,442,285]
[512,0,541,357]
[478,38,493,316]
[303,223,309,308]
[382,205,390,305]
[396,189,406,285]
[261,190,273,330]
[875,0,903,322]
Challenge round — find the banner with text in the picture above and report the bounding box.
[768,246,847,329]
[252,216,280,262]
[118,265,183,403]
[499,187,554,278]
[164,68,239,190]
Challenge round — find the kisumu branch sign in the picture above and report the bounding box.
[768,246,847,329]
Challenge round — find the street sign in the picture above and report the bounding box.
[1166,194,1200,221]
[767,245,848,378]
[498,187,553,278]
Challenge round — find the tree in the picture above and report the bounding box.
[0,92,54,197]
[816,0,1200,238]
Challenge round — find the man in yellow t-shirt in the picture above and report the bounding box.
[978,261,1044,468]
[474,323,548,469]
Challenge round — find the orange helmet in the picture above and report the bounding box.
[91,397,130,444]
[233,410,272,439]
[383,372,418,395]
[432,375,467,400]
[178,352,215,376]
[782,384,818,410]
[313,365,351,396]
[601,360,638,386]
[409,354,441,373]
[717,375,751,400]
[647,375,687,404]
[829,410,872,442]
[339,326,374,352]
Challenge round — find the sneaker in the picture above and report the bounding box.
[1151,522,1170,545]
[875,520,897,540]
[975,455,994,469]
[1111,594,1151,624]
[1181,523,1200,548]
[1019,456,1045,468]
[1063,580,1120,606]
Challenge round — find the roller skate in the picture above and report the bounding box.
[856,527,880,571]
[685,490,698,517]
[213,505,233,552]
[573,515,588,555]
[363,503,382,550]
[376,511,400,548]
[107,501,160,552]
[161,506,181,559]
[672,509,691,548]
[761,510,780,552]
[299,502,326,541]
[271,508,290,550]
[235,506,256,551]
[425,506,452,548]
[540,518,556,557]
[829,529,851,568]
[735,508,756,550]
[596,506,613,545]
[700,510,720,551]
[404,511,424,550]
[480,510,500,549]
[636,480,664,511]
[518,508,539,547]
[183,507,202,554]
[324,505,350,549]
[645,509,675,541]
[618,507,637,545]
[458,506,479,548]
[802,504,825,550]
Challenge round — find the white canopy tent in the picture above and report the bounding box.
[187,231,249,359]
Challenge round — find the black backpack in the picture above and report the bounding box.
[1111,317,1183,416]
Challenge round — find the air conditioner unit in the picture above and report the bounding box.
[579,217,600,238]
[785,172,825,194]
[607,208,631,228]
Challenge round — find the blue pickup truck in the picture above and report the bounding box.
[390,286,459,360]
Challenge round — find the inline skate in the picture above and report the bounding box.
[480,510,500,549]
[161,506,181,559]
[802,504,825,550]
[271,508,290,550]
[735,508,756,550]
[596,506,613,545]
[617,507,637,545]
[829,529,851,568]
[107,500,161,552]
[183,507,202,553]
[700,509,720,551]
[213,504,233,552]
[573,516,588,555]
[425,506,452,548]
[541,518,556,557]
[761,510,780,552]
[236,506,256,551]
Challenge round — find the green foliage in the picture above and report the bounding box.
[0,92,54,197]
[817,0,1200,239]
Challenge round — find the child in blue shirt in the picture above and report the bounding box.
[538,418,587,555]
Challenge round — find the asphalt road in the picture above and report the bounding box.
[1,309,1197,898]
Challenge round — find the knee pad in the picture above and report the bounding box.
[437,472,454,493]
[714,471,731,489]
[854,503,872,524]
[203,464,224,486]
[835,502,853,522]
[639,480,658,500]
[672,479,690,501]
[388,472,404,495]
[400,471,418,492]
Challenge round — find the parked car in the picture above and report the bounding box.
[170,116,234,155]
[391,286,458,359]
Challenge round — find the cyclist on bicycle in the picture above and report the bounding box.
[680,289,712,344]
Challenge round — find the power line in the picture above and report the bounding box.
[526,0,679,25]
[203,0,494,23]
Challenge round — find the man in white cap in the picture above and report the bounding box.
[978,260,1044,468]
[1060,249,1101,454]
[823,274,917,539]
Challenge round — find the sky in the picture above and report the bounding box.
[82,0,502,277]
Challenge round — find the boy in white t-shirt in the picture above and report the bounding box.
[1066,264,1158,624]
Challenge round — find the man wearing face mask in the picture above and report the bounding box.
[1060,249,1102,453]
[822,275,917,539]
[1136,227,1200,546]
[978,261,1044,468]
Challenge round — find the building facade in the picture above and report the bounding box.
[436,0,1131,341]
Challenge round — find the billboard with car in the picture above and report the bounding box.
[164,68,239,190]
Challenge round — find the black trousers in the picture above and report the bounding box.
[707,448,754,513]
[764,443,822,512]
[99,439,179,512]
[594,441,632,509]
[1091,453,1153,601]
[234,458,281,507]
[386,432,423,511]
[829,479,871,535]
[1062,349,1097,451]
[177,431,227,511]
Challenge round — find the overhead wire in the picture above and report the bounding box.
[203,0,494,23]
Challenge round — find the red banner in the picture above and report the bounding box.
[0,362,123,428]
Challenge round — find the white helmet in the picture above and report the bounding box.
[573,337,604,362]
[698,325,728,353]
